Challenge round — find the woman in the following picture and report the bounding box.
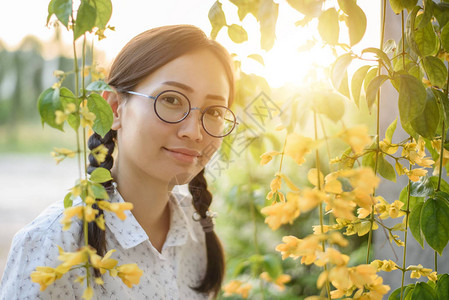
[0,25,236,299]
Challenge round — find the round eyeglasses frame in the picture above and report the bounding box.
[119,89,238,138]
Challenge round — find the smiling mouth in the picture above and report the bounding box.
[163,148,200,163]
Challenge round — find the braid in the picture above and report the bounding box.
[85,130,117,277]
[188,169,225,298]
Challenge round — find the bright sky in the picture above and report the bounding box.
[0,0,380,88]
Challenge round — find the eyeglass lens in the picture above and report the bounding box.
[155,91,235,137]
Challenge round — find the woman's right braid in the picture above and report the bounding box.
[86,129,117,261]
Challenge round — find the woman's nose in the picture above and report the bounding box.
[177,108,203,141]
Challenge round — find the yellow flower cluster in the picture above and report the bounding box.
[31,245,143,299]
[51,147,77,164]
[372,197,406,220]
[407,264,437,281]
[338,125,372,154]
[431,139,449,175]
[91,144,109,164]
[222,280,252,299]
[261,193,301,230]
[80,106,96,128]
[55,103,77,125]
[371,259,398,272]
[259,272,291,291]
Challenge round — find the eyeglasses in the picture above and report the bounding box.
[120,89,238,138]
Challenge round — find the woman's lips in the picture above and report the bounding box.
[164,147,201,163]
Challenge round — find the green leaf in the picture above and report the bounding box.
[258,0,278,51]
[86,80,115,93]
[410,88,440,139]
[313,90,346,123]
[378,154,396,181]
[385,118,398,143]
[318,8,339,45]
[410,202,425,247]
[442,23,449,52]
[422,56,447,88]
[389,0,418,14]
[362,151,376,170]
[436,274,449,300]
[53,0,73,28]
[91,182,109,199]
[398,74,427,125]
[64,192,73,208]
[91,0,112,30]
[87,93,113,138]
[338,71,350,98]
[421,197,449,254]
[247,54,264,65]
[434,90,449,123]
[418,0,434,29]
[47,0,57,25]
[406,5,422,55]
[399,185,425,211]
[366,75,389,111]
[59,87,80,131]
[262,254,282,280]
[364,67,379,93]
[362,47,392,70]
[209,1,227,39]
[351,65,371,107]
[410,176,435,197]
[331,53,354,91]
[74,1,96,41]
[37,87,64,131]
[227,24,248,43]
[411,282,438,300]
[434,3,449,28]
[414,14,439,57]
[339,0,367,46]
[429,176,449,194]
[389,285,415,300]
[90,167,113,183]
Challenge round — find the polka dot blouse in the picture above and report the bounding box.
[0,189,210,300]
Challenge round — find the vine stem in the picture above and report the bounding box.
[82,35,88,179]
[366,0,387,265]
[399,10,412,300]
[313,111,331,300]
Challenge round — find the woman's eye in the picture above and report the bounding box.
[161,96,181,105]
[207,108,223,118]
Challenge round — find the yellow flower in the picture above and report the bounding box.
[30,266,65,291]
[260,151,281,165]
[65,103,77,114]
[428,271,438,281]
[380,140,398,155]
[284,133,316,165]
[339,125,372,154]
[277,172,300,191]
[266,175,282,200]
[371,259,398,272]
[90,249,118,274]
[315,248,349,267]
[84,205,99,222]
[388,200,405,218]
[275,236,301,260]
[82,286,94,300]
[325,194,357,220]
[60,206,84,230]
[55,110,68,125]
[404,168,427,182]
[223,280,252,299]
[308,168,324,187]
[259,272,291,291]
[298,188,328,213]
[116,263,143,288]
[328,265,351,291]
[408,264,434,279]
[261,193,300,230]
[91,144,109,164]
[97,201,134,220]
[95,214,106,230]
[349,264,377,289]
[51,147,77,164]
[328,231,348,247]
[80,106,96,128]
[58,246,92,269]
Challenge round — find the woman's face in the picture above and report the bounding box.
[112,48,231,186]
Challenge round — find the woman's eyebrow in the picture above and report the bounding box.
[162,81,226,102]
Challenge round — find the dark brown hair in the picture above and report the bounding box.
[87,25,235,298]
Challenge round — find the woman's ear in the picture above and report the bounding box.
[102,90,124,130]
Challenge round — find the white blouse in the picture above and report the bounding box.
[0,188,210,300]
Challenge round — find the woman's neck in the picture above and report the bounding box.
[111,161,172,252]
